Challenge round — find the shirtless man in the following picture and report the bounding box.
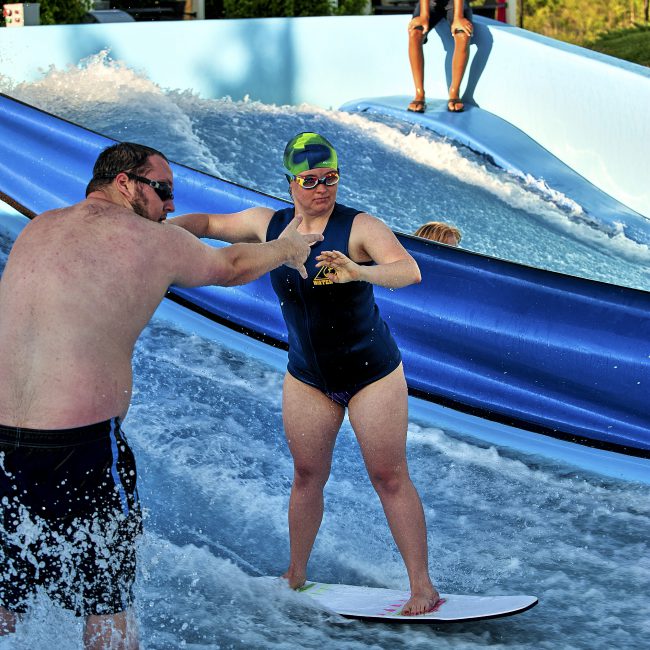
[0,142,320,649]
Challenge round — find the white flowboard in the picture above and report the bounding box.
[298,581,538,623]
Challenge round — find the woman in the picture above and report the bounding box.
[171,132,439,615]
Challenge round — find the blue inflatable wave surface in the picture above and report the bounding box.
[341,96,650,247]
[1,93,649,456]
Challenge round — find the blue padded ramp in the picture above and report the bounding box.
[341,96,650,247]
[1,93,649,456]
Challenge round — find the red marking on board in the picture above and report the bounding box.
[432,598,447,612]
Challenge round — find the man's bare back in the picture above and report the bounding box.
[0,200,184,427]
[0,153,318,430]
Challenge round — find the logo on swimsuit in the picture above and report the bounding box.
[313,265,336,285]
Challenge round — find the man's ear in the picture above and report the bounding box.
[114,171,132,199]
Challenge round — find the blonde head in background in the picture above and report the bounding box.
[413,221,462,247]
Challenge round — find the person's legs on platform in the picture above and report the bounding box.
[408,26,428,113]
[448,30,471,111]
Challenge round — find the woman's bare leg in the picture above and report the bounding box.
[282,374,344,589]
[408,27,427,110]
[348,365,438,615]
[448,31,471,111]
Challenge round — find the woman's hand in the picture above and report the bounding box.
[315,250,361,284]
[280,216,324,279]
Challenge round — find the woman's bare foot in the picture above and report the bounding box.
[281,570,306,590]
[401,587,441,616]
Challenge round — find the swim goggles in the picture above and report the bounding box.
[126,172,174,201]
[291,171,340,190]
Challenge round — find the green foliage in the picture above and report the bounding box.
[523,0,647,45]
[294,0,334,17]
[223,0,322,18]
[223,0,367,18]
[38,0,93,25]
[334,0,369,15]
[587,24,650,66]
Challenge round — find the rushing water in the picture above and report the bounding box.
[2,51,650,291]
[1,55,649,649]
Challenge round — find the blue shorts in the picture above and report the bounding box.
[0,418,142,616]
[413,0,473,44]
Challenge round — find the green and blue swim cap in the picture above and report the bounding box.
[283,132,338,176]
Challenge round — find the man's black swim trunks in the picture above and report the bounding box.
[0,417,142,616]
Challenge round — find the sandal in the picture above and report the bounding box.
[407,99,427,113]
[447,98,464,113]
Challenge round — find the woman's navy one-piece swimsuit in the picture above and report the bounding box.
[266,203,401,398]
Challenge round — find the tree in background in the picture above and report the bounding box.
[204,0,224,18]
[223,0,368,18]
[588,23,650,65]
[38,0,93,25]
[333,0,369,15]
[523,0,647,44]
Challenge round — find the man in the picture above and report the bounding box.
[0,142,320,649]
[407,0,473,113]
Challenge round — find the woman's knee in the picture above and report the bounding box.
[368,466,408,496]
[409,30,425,47]
[293,463,330,490]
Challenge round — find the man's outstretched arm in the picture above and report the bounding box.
[169,207,271,243]
[169,215,321,288]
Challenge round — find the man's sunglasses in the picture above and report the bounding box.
[291,171,340,190]
[126,173,174,202]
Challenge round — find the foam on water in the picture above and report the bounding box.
[0,244,649,647]
[1,53,650,648]
[2,52,650,290]
[126,316,650,649]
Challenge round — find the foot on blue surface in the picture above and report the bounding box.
[407,99,427,113]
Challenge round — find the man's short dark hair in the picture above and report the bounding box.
[85,142,169,197]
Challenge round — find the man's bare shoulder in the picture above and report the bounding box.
[31,199,137,227]
[26,200,182,257]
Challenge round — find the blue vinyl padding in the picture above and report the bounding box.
[1,93,649,455]
[340,96,650,246]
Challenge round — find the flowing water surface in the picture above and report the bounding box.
[0,55,649,649]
